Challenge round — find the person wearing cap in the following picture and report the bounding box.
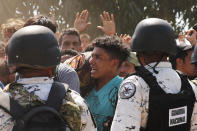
[111,18,197,131]
[0,25,97,131]
[169,34,196,79]
[118,52,140,77]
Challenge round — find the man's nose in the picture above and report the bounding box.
[89,56,94,65]
[70,44,74,50]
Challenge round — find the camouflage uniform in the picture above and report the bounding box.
[0,77,97,131]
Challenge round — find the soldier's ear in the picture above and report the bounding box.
[176,58,184,69]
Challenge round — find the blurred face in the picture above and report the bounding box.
[61,34,81,52]
[89,47,117,79]
[3,31,13,42]
[182,50,197,77]
[118,61,135,77]
[81,37,90,50]
[0,48,5,60]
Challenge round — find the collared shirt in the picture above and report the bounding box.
[15,63,80,93]
[0,77,96,131]
[17,77,54,100]
[111,62,197,131]
[56,63,80,93]
[85,76,123,131]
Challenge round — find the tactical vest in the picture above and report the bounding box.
[3,81,82,131]
[133,67,195,131]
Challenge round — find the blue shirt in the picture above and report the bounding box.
[0,81,4,89]
[85,76,123,131]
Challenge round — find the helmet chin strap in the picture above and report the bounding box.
[137,53,166,74]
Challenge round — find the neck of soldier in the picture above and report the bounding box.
[139,54,168,66]
[18,67,55,78]
[95,71,117,91]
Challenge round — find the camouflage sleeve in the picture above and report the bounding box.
[190,80,197,131]
[70,90,97,131]
[0,109,14,131]
[0,91,14,131]
[190,102,197,131]
[191,80,197,99]
[111,76,146,131]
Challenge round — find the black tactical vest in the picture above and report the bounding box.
[133,68,196,131]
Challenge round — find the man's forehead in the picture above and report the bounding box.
[92,47,109,56]
[63,34,80,41]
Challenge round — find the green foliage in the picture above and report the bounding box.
[0,0,196,39]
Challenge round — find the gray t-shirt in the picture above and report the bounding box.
[56,63,80,93]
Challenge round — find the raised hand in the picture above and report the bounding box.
[74,10,91,33]
[120,34,132,46]
[97,11,116,35]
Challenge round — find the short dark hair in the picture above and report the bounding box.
[59,28,81,46]
[169,48,193,69]
[84,44,94,52]
[61,49,79,57]
[92,35,130,67]
[24,15,58,33]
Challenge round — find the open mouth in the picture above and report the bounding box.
[91,68,96,73]
[90,65,97,73]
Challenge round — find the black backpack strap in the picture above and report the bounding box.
[0,89,26,120]
[46,81,66,111]
[127,66,166,94]
[9,98,26,119]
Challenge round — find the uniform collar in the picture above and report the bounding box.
[145,61,172,69]
[17,77,54,84]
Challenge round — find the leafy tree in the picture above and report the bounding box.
[0,0,196,40]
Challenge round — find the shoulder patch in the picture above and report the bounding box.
[119,82,136,99]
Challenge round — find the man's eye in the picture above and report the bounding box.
[63,42,70,46]
[73,42,80,46]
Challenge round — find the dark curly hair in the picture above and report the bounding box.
[24,15,58,33]
[92,35,130,67]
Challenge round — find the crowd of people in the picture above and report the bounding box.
[0,9,197,131]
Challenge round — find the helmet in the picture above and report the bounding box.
[131,18,177,55]
[191,44,197,63]
[8,25,61,69]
